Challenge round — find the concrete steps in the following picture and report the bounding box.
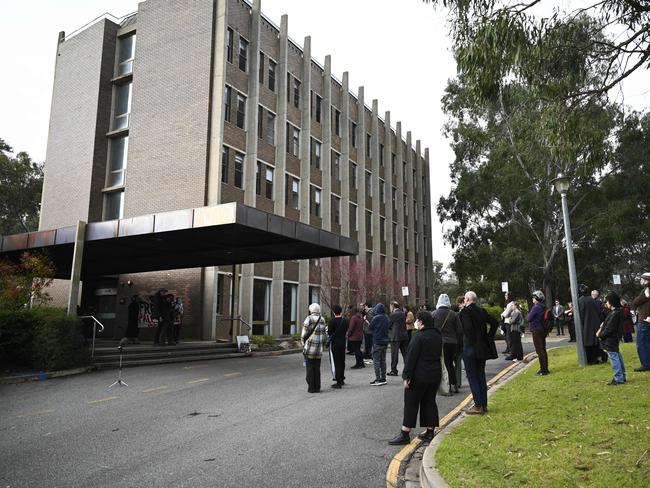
[92,341,247,369]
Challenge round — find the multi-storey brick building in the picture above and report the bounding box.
[40,0,434,340]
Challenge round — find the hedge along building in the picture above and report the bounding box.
[38,0,434,340]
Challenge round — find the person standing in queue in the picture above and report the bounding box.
[432,294,461,395]
[387,301,409,376]
[370,303,390,386]
[302,303,327,393]
[328,305,348,389]
[347,307,365,369]
[389,311,443,445]
[527,291,550,376]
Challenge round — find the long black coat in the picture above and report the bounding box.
[388,309,408,342]
[579,296,602,347]
[327,316,348,349]
[402,326,442,384]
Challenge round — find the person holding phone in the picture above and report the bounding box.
[388,311,443,445]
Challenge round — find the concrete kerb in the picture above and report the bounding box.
[385,351,538,488]
[418,352,539,488]
[249,348,302,357]
[0,365,95,385]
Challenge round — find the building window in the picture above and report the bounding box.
[255,162,274,199]
[268,59,276,91]
[286,175,300,210]
[404,228,409,249]
[351,122,357,147]
[104,190,124,220]
[379,179,385,204]
[366,251,373,272]
[366,133,371,155]
[226,27,234,63]
[403,162,407,185]
[258,105,264,139]
[332,151,340,181]
[311,186,321,217]
[334,109,341,136]
[350,161,357,189]
[234,151,244,189]
[309,286,320,305]
[366,210,372,237]
[282,283,298,335]
[236,93,246,128]
[380,216,386,240]
[332,195,341,225]
[223,85,232,123]
[415,232,419,253]
[117,33,136,76]
[293,78,300,108]
[259,52,264,84]
[221,145,229,183]
[349,203,357,231]
[392,222,397,242]
[365,171,372,196]
[392,187,397,208]
[266,111,275,145]
[265,166,274,199]
[287,74,292,102]
[252,279,270,335]
[393,259,398,279]
[414,200,418,222]
[313,93,322,122]
[113,82,132,130]
[311,139,321,168]
[392,153,396,174]
[107,136,128,187]
[403,193,408,216]
[380,144,384,166]
[287,124,300,157]
[238,37,248,71]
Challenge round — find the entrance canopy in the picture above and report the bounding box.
[0,203,358,279]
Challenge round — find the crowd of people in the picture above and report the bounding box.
[123,288,184,346]
[299,271,650,445]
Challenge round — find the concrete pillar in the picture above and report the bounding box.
[371,99,381,269]
[395,122,406,287]
[244,0,261,207]
[321,55,332,232]
[297,36,312,319]
[356,86,367,269]
[271,14,289,336]
[67,220,86,315]
[340,72,351,237]
[384,111,394,279]
[232,264,241,341]
[415,140,426,303]
[405,131,416,304]
[424,148,434,299]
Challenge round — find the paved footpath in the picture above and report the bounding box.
[0,338,560,488]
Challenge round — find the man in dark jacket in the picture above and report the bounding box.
[632,272,650,372]
[328,305,348,388]
[387,301,409,376]
[459,291,497,414]
[361,301,374,362]
[370,303,390,385]
[578,284,607,364]
[597,292,626,385]
[347,307,365,369]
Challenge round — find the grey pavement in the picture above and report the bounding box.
[0,338,558,488]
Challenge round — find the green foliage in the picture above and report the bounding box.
[0,252,55,310]
[291,333,302,343]
[251,334,278,347]
[0,307,90,371]
[436,344,650,487]
[481,304,503,324]
[0,138,43,235]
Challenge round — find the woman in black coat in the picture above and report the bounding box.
[389,311,443,445]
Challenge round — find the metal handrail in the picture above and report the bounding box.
[79,315,105,358]
[236,317,252,337]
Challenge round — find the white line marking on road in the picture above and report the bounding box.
[255,367,271,372]
[188,378,210,384]
[87,396,117,404]
[142,386,168,393]
[183,364,209,369]
[16,409,55,418]
[223,372,242,378]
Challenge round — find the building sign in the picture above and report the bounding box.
[501,282,509,293]
[613,274,621,285]
[401,286,409,297]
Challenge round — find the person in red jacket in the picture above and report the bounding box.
[621,299,635,343]
[347,307,365,369]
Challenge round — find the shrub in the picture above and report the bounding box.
[482,304,503,324]
[250,334,278,347]
[0,307,89,371]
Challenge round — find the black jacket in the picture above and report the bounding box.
[388,308,408,342]
[328,316,348,349]
[459,303,498,348]
[599,308,623,352]
[432,307,461,345]
[402,327,442,384]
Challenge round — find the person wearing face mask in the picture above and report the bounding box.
[632,272,650,372]
[388,311,442,445]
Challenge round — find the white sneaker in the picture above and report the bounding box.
[364,359,373,365]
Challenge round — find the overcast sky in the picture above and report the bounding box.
[1,0,649,268]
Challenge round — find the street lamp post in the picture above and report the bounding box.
[552,173,587,367]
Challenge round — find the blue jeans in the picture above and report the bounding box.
[607,351,626,383]
[637,321,650,367]
[463,345,488,408]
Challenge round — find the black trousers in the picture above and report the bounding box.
[586,345,608,364]
[442,343,458,387]
[390,339,409,373]
[508,330,523,360]
[331,345,346,384]
[567,320,576,341]
[363,332,373,359]
[305,357,321,392]
[349,340,363,366]
[402,377,441,428]
[532,329,549,373]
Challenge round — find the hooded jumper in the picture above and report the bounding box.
[370,303,390,345]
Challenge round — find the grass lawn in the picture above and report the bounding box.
[436,344,650,487]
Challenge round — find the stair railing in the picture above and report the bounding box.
[79,315,105,358]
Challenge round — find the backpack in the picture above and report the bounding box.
[542,307,553,335]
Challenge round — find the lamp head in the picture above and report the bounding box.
[552,173,570,195]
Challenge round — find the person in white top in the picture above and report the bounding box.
[500,292,516,355]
